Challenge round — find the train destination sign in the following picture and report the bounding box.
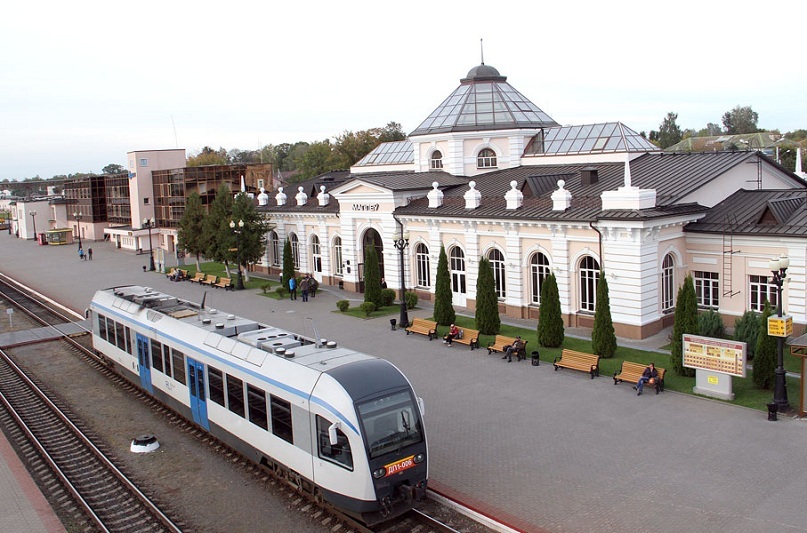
[683,334,746,378]
[767,315,793,338]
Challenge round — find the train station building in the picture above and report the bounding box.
[5,62,807,340]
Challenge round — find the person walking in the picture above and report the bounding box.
[88,247,93,260]
[78,247,84,261]
[300,275,310,302]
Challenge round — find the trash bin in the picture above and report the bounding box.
[390,319,397,331]
[531,350,540,366]
[767,402,778,421]
[338,280,344,290]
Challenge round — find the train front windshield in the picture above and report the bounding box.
[357,389,424,459]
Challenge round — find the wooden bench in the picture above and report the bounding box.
[613,361,666,394]
[178,269,189,280]
[452,328,480,350]
[405,318,437,340]
[166,268,177,279]
[189,272,205,283]
[553,349,600,379]
[487,335,528,360]
[200,274,218,286]
[214,277,234,291]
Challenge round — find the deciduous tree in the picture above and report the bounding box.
[722,105,759,134]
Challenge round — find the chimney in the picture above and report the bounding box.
[581,167,598,186]
[504,180,523,210]
[464,181,481,209]
[551,180,572,211]
[427,181,444,208]
[275,186,287,206]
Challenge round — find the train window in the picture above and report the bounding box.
[208,367,225,406]
[105,317,114,344]
[316,415,353,470]
[97,313,107,340]
[125,327,132,355]
[151,340,162,371]
[270,395,293,444]
[226,375,245,417]
[152,343,164,373]
[171,349,186,385]
[115,322,126,351]
[358,390,424,459]
[247,384,268,430]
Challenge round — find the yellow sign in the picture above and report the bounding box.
[767,315,793,338]
[707,375,719,385]
[683,334,747,377]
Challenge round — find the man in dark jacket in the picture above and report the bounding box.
[634,363,658,396]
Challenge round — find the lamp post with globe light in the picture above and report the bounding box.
[392,225,410,329]
[73,211,82,250]
[143,217,156,272]
[769,255,790,413]
[230,219,245,290]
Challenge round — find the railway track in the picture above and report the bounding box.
[0,279,493,533]
[0,348,184,532]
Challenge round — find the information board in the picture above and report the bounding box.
[767,315,793,337]
[683,334,746,378]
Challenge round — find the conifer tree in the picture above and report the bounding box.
[433,245,455,326]
[281,239,295,290]
[203,183,235,272]
[671,275,698,377]
[177,191,206,271]
[537,273,564,347]
[591,271,617,358]
[752,301,777,389]
[474,257,500,335]
[363,246,383,307]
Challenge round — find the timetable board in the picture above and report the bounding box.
[683,334,746,378]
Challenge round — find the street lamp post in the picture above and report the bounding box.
[230,219,245,290]
[73,211,82,250]
[392,225,410,329]
[143,217,156,272]
[769,255,790,413]
[30,211,37,241]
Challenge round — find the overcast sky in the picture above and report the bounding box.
[2,0,805,181]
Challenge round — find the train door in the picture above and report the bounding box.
[135,333,154,394]
[187,358,210,431]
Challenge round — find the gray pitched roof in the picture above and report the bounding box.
[685,189,807,236]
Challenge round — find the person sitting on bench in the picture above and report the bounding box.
[503,336,525,362]
[443,324,460,346]
[634,363,658,396]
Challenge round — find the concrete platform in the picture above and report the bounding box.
[2,234,807,533]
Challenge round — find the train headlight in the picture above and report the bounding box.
[373,467,387,479]
[414,453,425,464]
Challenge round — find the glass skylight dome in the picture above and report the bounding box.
[410,64,559,136]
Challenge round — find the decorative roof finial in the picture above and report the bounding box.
[480,38,484,65]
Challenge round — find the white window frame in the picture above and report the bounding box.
[661,254,675,313]
[579,256,600,313]
[430,150,443,170]
[694,271,719,309]
[488,249,506,299]
[416,243,430,288]
[530,252,550,305]
[290,233,300,270]
[477,148,497,169]
[749,274,777,312]
[333,237,343,276]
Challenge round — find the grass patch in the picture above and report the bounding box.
[338,304,402,319]
[173,262,275,292]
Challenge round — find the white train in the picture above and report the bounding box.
[89,285,428,524]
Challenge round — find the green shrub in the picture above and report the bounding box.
[380,288,396,307]
[336,300,350,312]
[360,301,377,317]
[275,286,287,297]
[698,309,725,338]
[261,283,271,294]
[734,310,760,359]
[753,302,776,389]
[404,291,418,310]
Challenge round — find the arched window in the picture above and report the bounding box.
[661,254,675,313]
[289,233,300,270]
[311,235,322,273]
[430,150,443,170]
[477,148,497,169]
[450,247,466,295]
[579,256,600,312]
[333,237,343,276]
[488,249,506,299]
[269,231,280,267]
[416,243,430,287]
[530,252,550,304]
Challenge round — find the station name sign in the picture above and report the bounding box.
[352,203,380,212]
[683,334,746,378]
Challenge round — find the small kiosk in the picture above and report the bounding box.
[45,228,75,246]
